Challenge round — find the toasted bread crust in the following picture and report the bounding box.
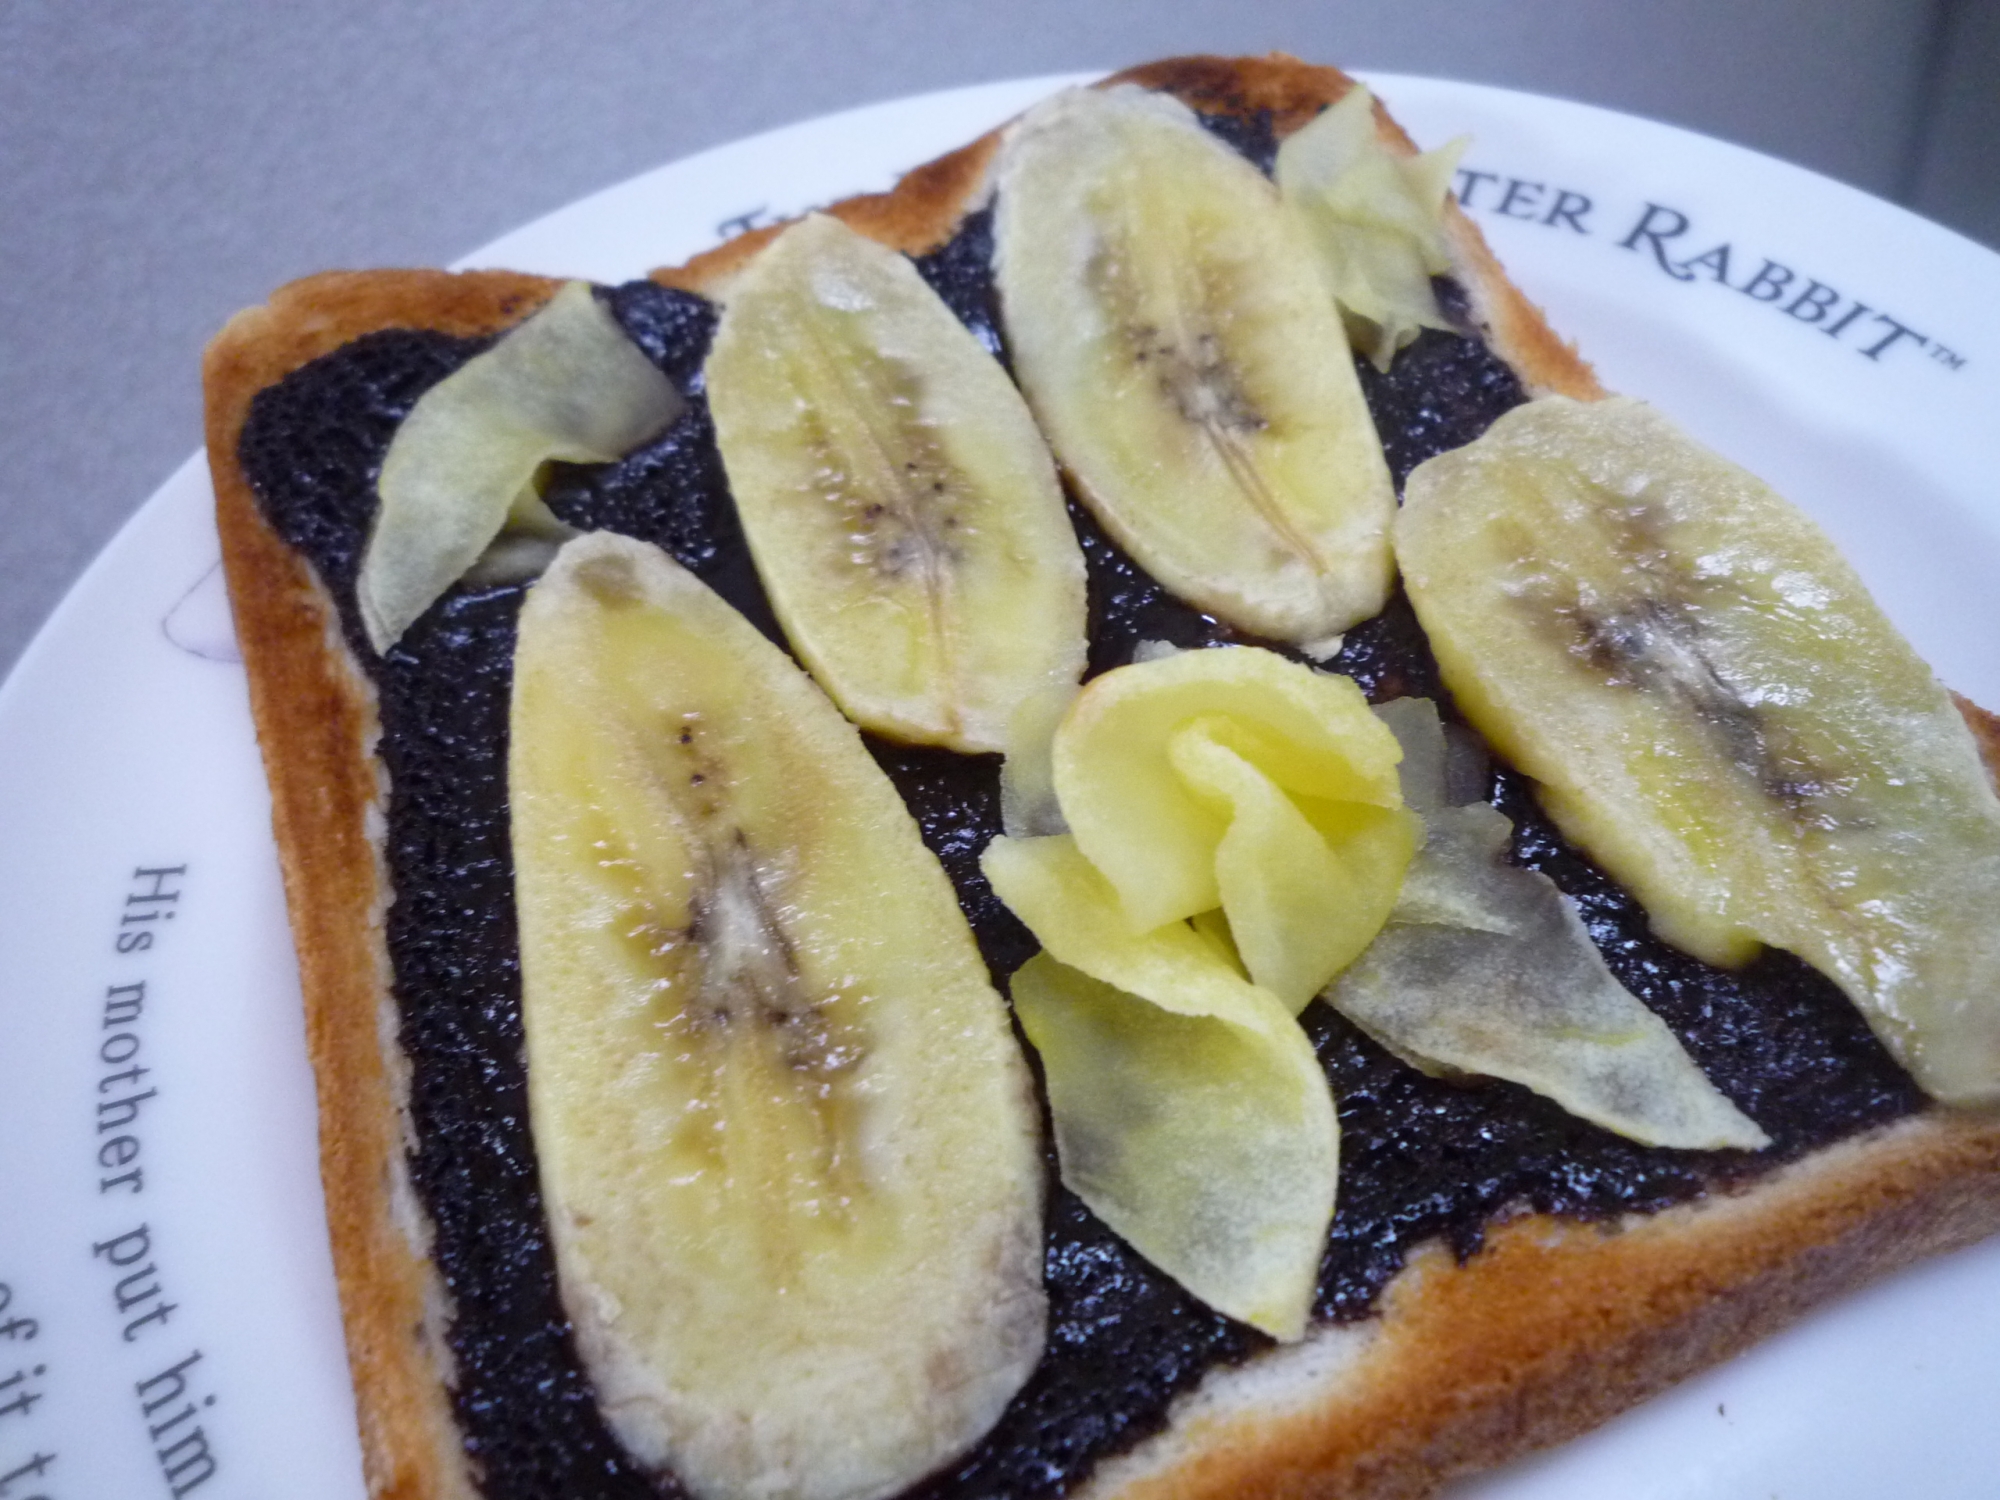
[205,58,2000,1500]
[1954,694,2000,792]
[1084,1109,2000,1500]
[663,54,1605,403]
[206,271,559,1500]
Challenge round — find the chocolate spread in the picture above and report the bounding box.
[236,137,1923,1500]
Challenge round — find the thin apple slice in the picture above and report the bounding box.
[1275,85,1468,370]
[1329,698,1771,1151]
[360,280,680,650]
[983,834,1338,1340]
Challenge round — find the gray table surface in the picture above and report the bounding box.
[4,0,1995,682]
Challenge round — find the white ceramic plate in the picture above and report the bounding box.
[2,72,1996,1500]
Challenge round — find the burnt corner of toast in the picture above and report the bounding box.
[664,51,1360,296]
[1954,692,2000,791]
[1113,52,1357,139]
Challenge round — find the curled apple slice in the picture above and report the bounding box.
[359,280,681,651]
[983,834,1337,1340]
[1053,645,1417,1008]
[979,645,1420,1337]
[1276,85,1468,370]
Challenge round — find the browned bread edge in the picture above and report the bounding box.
[1083,1109,2000,1500]
[206,270,560,1500]
[203,57,1999,1500]
[658,54,1605,403]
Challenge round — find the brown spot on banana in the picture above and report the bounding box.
[1522,512,1864,838]
[1086,238,1337,589]
[792,319,971,743]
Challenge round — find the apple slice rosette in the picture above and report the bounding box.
[1053,645,1419,1009]
[983,646,1418,1339]
[707,212,1087,755]
[1398,396,2000,1107]
[510,533,1045,1500]
[994,86,1397,654]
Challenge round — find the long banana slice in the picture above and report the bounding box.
[1398,397,2000,1106]
[707,212,1086,754]
[994,86,1397,652]
[511,533,1045,1500]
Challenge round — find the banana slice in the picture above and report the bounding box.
[510,533,1045,1500]
[1398,397,2000,1106]
[994,86,1397,651]
[707,212,1086,754]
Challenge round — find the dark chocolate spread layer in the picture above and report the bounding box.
[237,152,1924,1500]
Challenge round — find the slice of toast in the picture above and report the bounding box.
[203,53,2000,1500]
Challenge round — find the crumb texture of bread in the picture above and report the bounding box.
[204,59,1998,1500]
